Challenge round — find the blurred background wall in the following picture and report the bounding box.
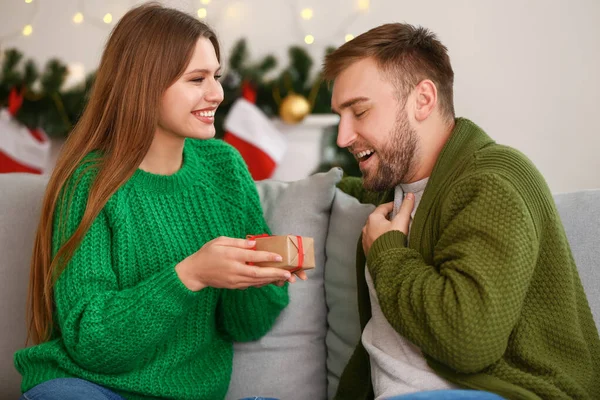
[1,0,599,192]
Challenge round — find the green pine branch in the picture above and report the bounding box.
[0,48,91,137]
[0,40,335,141]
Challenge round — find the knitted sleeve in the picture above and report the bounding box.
[216,148,289,342]
[53,165,199,374]
[337,176,383,205]
[367,173,538,373]
[337,176,364,198]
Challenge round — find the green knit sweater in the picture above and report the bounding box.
[335,118,600,400]
[14,139,289,400]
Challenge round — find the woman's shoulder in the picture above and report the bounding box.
[186,139,256,194]
[64,151,103,194]
[61,151,126,213]
[186,138,246,170]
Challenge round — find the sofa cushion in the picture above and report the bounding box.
[0,173,48,399]
[324,189,375,398]
[554,190,600,330]
[226,168,342,400]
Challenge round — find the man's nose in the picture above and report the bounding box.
[336,117,357,148]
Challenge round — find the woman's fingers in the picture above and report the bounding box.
[237,264,290,280]
[294,270,308,281]
[212,236,256,248]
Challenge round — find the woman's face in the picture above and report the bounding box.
[157,37,224,141]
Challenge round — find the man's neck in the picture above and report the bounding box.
[408,117,455,183]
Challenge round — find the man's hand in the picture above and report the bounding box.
[362,193,415,255]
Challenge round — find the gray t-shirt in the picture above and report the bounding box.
[362,178,457,399]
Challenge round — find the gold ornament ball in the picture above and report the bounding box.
[279,94,311,124]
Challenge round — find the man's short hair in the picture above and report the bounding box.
[323,23,455,119]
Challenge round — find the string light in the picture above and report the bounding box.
[301,8,313,20]
[22,24,33,36]
[292,2,365,47]
[12,3,366,46]
[226,5,241,19]
[2,0,39,40]
[73,12,84,24]
[73,0,116,29]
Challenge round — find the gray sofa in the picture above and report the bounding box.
[1,169,598,399]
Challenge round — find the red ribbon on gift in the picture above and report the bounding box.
[246,234,304,272]
[290,236,304,274]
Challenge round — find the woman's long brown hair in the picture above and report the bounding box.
[27,3,220,345]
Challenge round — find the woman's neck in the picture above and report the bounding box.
[139,133,185,176]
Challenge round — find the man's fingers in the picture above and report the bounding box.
[391,193,415,234]
[371,202,394,217]
[397,193,415,217]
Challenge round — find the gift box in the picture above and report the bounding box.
[250,235,315,272]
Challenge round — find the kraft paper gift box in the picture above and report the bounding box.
[250,235,315,272]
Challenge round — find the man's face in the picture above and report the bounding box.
[331,57,419,191]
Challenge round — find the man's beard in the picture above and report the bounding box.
[362,110,418,192]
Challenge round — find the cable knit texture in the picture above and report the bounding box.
[14,139,289,400]
[335,118,600,400]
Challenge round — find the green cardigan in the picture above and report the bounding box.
[335,118,600,400]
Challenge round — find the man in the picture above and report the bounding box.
[324,23,600,400]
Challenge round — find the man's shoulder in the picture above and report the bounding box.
[476,141,532,164]
[445,142,554,216]
[441,118,542,185]
[471,143,548,188]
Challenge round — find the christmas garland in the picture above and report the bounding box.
[0,48,93,137]
[0,40,334,138]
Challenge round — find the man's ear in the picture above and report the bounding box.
[413,79,437,122]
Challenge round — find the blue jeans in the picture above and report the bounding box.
[386,390,505,399]
[19,378,125,400]
[20,378,279,400]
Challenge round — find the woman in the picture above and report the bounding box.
[14,4,303,399]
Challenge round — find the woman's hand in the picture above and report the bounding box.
[175,237,292,291]
[270,269,308,287]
